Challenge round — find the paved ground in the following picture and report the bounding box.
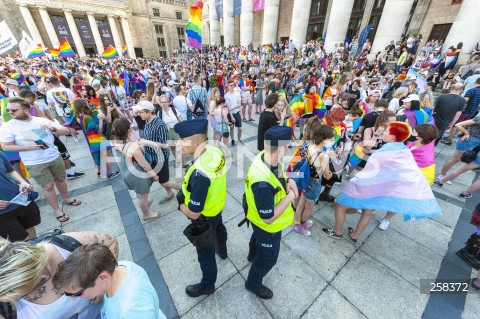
[33,111,480,319]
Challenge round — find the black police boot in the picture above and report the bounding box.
[185,284,215,297]
[245,283,273,299]
[247,250,255,262]
[318,187,334,203]
[215,247,228,260]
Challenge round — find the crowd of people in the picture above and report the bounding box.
[1,34,480,318]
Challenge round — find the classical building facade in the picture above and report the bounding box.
[205,0,478,62]
[1,0,191,58]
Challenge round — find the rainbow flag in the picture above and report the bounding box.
[14,51,19,58]
[349,142,366,170]
[303,92,325,118]
[122,45,127,56]
[36,70,47,79]
[10,73,25,86]
[338,142,442,221]
[238,49,246,61]
[289,93,305,119]
[277,89,286,100]
[27,45,46,59]
[185,1,203,50]
[101,45,118,59]
[59,39,75,58]
[404,109,429,128]
[284,117,296,139]
[263,44,273,51]
[50,48,60,58]
[80,114,110,154]
[5,53,11,58]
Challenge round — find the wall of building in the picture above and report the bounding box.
[253,10,263,46]
[418,0,461,40]
[277,0,294,42]
[0,0,28,44]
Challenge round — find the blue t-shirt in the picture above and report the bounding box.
[101,261,167,319]
[0,152,21,215]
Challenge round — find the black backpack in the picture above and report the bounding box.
[0,229,82,319]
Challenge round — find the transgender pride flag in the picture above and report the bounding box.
[338,142,442,221]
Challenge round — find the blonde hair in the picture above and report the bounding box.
[393,87,408,99]
[274,98,295,120]
[0,239,49,303]
[208,87,219,105]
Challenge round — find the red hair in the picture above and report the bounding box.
[325,107,346,125]
[388,122,411,142]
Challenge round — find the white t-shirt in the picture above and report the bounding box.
[224,92,241,114]
[160,108,180,129]
[111,85,127,106]
[46,87,75,117]
[172,95,192,120]
[0,117,62,165]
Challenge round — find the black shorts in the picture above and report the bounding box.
[152,156,170,184]
[0,201,41,241]
[227,112,242,128]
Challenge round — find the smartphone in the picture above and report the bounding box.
[35,140,49,150]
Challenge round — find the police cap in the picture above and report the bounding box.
[174,119,208,138]
[264,125,292,147]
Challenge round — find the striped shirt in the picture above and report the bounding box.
[464,87,480,115]
[143,116,169,163]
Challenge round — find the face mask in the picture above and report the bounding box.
[324,140,335,150]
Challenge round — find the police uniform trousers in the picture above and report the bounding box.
[245,224,282,292]
[196,213,228,290]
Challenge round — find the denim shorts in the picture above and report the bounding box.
[303,178,323,202]
[456,136,480,164]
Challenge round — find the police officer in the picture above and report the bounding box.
[244,125,298,299]
[174,119,228,297]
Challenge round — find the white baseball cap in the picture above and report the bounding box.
[133,100,155,112]
[403,94,420,102]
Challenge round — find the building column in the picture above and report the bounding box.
[290,0,312,50]
[370,0,414,54]
[108,15,123,56]
[63,9,86,57]
[223,0,234,46]
[209,0,221,45]
[240,0,253,47]
[37,6,59,48]
[19,4,44,47]
[262,0,280,45]
[120,17,136,58]
[443,0,479,63]
[324,0,354,52]
[322,0,334,35]
[86,12,104,54]
[359,0,375,32]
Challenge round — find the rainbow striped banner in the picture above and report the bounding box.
[59,39,75,58]
[27,45,46,59]
[101,45,118,59]
[186,1,203,50]
[122,45,127,56]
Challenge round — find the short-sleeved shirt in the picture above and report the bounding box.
[0,117,62,166]
[186,169,211,213]
[250,156,279,220]
[101,261,167,319]
[464,87,480,114]
[257,111,279,151]
[467,113,480,139]
[224,92,241,114]
[0,153,20,215]
[46,87,75,117]
[143,116,169,163]
[433,93,466,129]
[359,111,379,130]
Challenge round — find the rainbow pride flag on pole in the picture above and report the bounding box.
[59,39,75,58]
[122,45,127,57]
[101,45,119,59]
[263,44,274,51]
[9,73,25,86]
[49,48,60,58]
[27,45,46,59]
[238,49,246,61]
[185,1,203,50]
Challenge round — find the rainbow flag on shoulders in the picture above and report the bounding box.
[101,45,118,59]
[289,93,305,119]
[27,45,46,59]
[185,1,203,50]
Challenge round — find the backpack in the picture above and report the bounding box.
[190,88,206,116]
[291,156,311,190]
[157,106,178,120]
[0,229,82,319]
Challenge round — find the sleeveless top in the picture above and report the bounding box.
[17,244,101,319]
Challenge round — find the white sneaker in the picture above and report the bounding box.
[445,180,452,185]
[436,175,452,185]
[378,219,390,230]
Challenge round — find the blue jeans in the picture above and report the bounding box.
[196,213,228,289]
[246,224,282,292]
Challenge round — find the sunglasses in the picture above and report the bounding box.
[64,273,100,297]
[6,108,19,113]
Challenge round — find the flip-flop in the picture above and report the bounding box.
[56,213,70,222]
[144,212,160,221]
[348,227,358,243]
[159,194,174,204]
[64,199,81,206]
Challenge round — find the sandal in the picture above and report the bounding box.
[56,213,70,222]
[144,212,160,221]
[64,199,81,206]
[348,227,358,243]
